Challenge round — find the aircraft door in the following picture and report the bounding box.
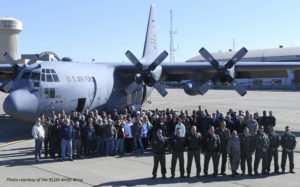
[86,77,97,109]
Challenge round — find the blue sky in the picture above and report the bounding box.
[2,0,300,62]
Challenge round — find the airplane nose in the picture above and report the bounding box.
[3,89,38,123]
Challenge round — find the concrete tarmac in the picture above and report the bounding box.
[0,89,299,186]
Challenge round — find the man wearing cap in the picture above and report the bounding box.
[239,127,255,176]
[281,126,297,173]
[32,118,45,161]
[254,125,269,175]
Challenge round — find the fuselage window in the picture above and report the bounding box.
[46,74,53,82]
[50,69,56,73]
[21,72,31,79]
[44,88,49,98]
[30,72,40,81]
[46,69,50,73]
[50,88,55,98]
[42,69,45,73]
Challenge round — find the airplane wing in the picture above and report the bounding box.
[161,61,300,81]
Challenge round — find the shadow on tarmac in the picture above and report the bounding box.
[96,172,288,186]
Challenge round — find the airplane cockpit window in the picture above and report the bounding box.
[21,72,31,79]
[41,69,60,82]
[46,74,53,82]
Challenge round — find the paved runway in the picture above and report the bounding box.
[0,89,299,186]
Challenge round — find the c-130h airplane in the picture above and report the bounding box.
[0,4,300,123]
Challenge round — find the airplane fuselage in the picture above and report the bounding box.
[3,61,153,123]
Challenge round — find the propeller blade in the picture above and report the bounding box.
[153,82,168,97]
[231,80,247,96]
[198,80,214,95]
[148,50,168,71]
[2,80,13,93]
[27,54,40,65]
[3,52,17,66]
[225,47,248,69]
[125,81,140,95]
[199,47,219,69]
[125,50,143,70]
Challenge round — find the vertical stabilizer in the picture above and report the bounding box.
[142,4,157,62]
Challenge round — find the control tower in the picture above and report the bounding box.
[0,17,22,63]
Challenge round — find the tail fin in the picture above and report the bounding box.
[142,4,157,62]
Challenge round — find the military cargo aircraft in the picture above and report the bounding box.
[1,4,300,123]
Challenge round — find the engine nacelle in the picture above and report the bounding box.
[183,80,202,96]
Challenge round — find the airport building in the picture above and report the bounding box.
[187,47,300,90]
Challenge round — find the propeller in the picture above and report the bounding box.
[1,53,24,92]
[125,50,168,97]
[198,47,248,96]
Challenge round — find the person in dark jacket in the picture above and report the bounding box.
[73,121,81,158]
[203,126,221,178]
[254,126,269,175]
[48,119,57,160]
[114,120,125,155]
[85,118,96,157]
[267,126,280,174]
[151,129,168,179]
[215,120,231,175]
[186,126,202,178]
[198,112,212,137]
[170,128,186,178]
[95,118,105,156]
[239,127,255,176]
[79,115,87,155]
[281,126,297,173]
[132,120,145,154]
[103,119,117,156]
[60,119,75,161]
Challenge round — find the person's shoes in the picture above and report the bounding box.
[61,159,64,162]
[152,175,156,179]
[254,172,259,176]
[242,171,245,176]
[275,170,279,174]
[196,174,201,178]
[290,170,295,174]
[248,172,253,176]
[162,175,166,179]
[213,173,217,178]
[282,170,285,174]
[69,158,73,161]
[204,173,208,177]
[232,174,235,177]
[221,172,226,176]
[186,174,190,178]
[36,159,39,162]
[180,175,185,178]
[170,175,174,179]
[262,172,268,175]
[235,171,240,176]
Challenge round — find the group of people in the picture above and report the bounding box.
[31,106,297,179]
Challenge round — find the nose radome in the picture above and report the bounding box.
[3,89,38,123]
